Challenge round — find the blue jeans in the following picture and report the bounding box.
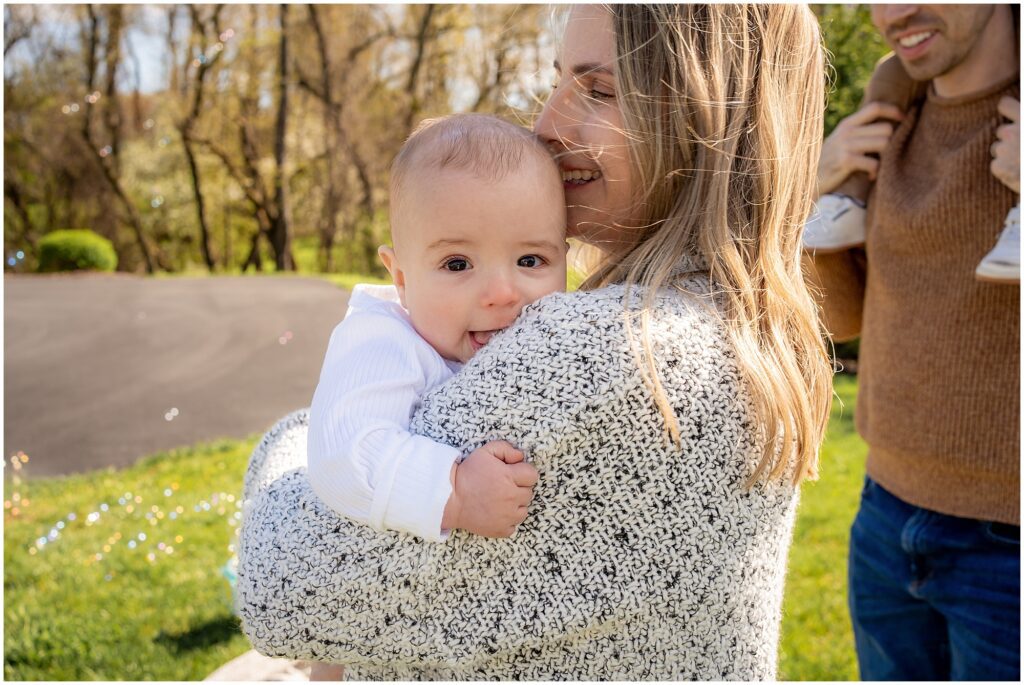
[848,477,1020,681]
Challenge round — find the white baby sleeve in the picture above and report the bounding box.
[307,309,460,542]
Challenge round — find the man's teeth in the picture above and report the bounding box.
[561,169,601,182]
[899,31,934,48]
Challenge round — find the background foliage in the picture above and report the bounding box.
[5,4,890,278]
[37,228,118,272]
[814,4,890,137]
[5,4,555,275]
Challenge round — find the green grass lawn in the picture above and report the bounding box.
[779,374,863,680]
[4,376,866,680]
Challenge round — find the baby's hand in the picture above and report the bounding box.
[440,441,538,538]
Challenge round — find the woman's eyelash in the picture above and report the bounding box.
[549,76,614,100]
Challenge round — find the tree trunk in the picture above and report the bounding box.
[269,3,293,271]
[177,5,225,273]
[81,4,155,273]
[4,180,37,248]
[102,6,124,176]
[181,136,216,270]
[308,4,340,272]
[404,4,436,132]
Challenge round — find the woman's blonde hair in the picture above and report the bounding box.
[582,4,831,485]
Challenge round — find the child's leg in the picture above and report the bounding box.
[835,54,925,203]
[310,662,346,681]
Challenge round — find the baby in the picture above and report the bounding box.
[307,113,568,547]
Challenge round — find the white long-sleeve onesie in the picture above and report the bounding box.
[307,284,462,542]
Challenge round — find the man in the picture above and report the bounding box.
[807,4,1020,681]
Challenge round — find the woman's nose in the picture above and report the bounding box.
[535,84,572,152]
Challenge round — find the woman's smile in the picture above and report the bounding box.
[560,168,603,187]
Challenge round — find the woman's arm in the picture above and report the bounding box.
[237,285,796,678]
[238,291,622,665]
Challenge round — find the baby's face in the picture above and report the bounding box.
[384,160,567,363]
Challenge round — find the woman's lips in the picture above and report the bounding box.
[561,168,602,190]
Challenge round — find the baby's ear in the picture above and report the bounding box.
[377,245,407,307]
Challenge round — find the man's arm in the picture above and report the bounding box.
[802,249,867,342]
[804,64,906,339]
[816,100,903,198]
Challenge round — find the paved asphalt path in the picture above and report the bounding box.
[4,274,351,478]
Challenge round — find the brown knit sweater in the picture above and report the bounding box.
[809,73,1020,525]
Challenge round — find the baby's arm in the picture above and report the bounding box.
[307,312,461,541]
[308,312,535,541]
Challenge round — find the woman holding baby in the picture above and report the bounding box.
[237,4,830,679]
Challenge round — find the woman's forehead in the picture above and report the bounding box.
[559,5,616,69]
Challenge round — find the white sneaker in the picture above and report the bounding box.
[803,193,867,253]
[975,204,1020,284]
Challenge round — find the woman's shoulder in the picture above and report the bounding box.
[515,275,726,348]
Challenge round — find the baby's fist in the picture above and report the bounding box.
[442,441,538,538]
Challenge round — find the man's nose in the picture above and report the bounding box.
[874,4,918,30]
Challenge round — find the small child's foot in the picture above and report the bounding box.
[976,204,1020,285]
[803,193,867,253]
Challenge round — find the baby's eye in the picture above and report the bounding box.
[517,255,545,268]
[443,257,470,272]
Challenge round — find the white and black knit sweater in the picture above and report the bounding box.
[237,278,799,680]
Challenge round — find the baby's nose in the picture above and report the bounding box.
[481,274,521,308]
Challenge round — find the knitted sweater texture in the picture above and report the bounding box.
[237,280,799,679]
[809,74,1020,524]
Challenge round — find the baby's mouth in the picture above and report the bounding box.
[469,329,503,349]
[561,169,602,186]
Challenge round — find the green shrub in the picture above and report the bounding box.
[37,230,117,273]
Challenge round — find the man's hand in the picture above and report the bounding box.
[440,441,538,538]
[991,96,1020,194]
[818,101,904,196]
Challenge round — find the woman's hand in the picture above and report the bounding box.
[817,101,904,196]
[991,96,1020,194]
[440,441,538,538]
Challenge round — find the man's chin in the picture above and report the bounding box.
[892,50,956,84]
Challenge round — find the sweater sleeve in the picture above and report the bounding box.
[237,292,619,666]
[803,248,867,342]
[306,312,460,543]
